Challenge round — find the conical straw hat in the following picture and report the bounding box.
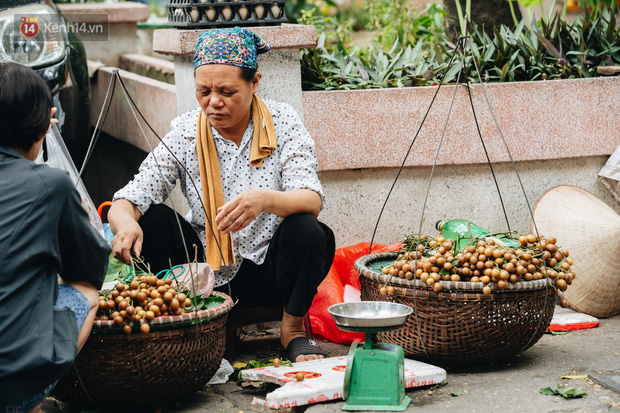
[531,185,620,318]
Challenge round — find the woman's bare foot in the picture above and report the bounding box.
[280,311,326,362]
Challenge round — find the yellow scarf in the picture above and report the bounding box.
[196,95,277,270]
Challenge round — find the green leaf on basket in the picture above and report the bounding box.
[104,253,129,283]
[184,295,224,312]
[369,259,394,273]
[203,295,225,308]
[271,359,293,367]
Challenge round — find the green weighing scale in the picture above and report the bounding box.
[328,301,413,411]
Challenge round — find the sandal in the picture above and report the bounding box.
[285,337,328,362]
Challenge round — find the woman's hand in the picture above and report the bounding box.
[111,221,143,264]
[215,188,321,234]
[215,188,265,234]
[50,107,59,126]
[108,199,144,264]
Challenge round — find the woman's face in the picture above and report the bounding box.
[195,64,259,138]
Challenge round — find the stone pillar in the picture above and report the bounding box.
[57,3,150,67]
[152,25,317,118]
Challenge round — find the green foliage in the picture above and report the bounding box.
[366,0,445,50]
[146,0,168,18]
[442,9,620,84]
[285,0,339,23]
[566,0,617,18]
[301,38,445,90]
[338,0,371,31]
[300,2,620,90]
[298,7,355,49]
[299,4,446,90]
[245,359,293,368]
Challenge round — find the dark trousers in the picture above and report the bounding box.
[139,204,205,272]
[139,204,336,317]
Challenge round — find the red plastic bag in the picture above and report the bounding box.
[309,242,401,344]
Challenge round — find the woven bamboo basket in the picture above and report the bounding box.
[356,253,556,367]
[52,291,232,409]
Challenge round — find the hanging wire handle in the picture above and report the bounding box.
[466,38,553,353]
[78,72,117,181]
[369,33,553,364]
[464,83,511,231]
[79,69,234,311]
[410,36,469,363]
[114,71,200,307]
[114,71,227,265]
[114,71,230,314]
[114,71,239,307]
[368,37,467,255]
[367,35,470,363]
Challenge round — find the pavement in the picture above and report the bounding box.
[43,312,620,413]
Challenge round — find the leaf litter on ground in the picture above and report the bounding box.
[539,386,587,399]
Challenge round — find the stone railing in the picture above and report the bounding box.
[57,3,150,67]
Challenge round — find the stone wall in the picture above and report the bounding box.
[303,77,620,246]
[87,69,620,248]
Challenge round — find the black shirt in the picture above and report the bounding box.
[0,145,110,404]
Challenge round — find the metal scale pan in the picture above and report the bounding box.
[328,301,413,411]
[328,301,412,333]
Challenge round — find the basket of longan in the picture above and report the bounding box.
[356,231,574,367]
[53,274,233,409]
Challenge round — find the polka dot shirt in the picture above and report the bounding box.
[113,99,325,286]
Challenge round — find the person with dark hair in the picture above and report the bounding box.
[109,27,336,363]
[0,62,110,412]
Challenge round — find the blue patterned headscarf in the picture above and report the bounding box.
[194,27,271,71]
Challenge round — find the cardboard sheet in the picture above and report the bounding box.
[240,355,447,409]
[548,305,599,332]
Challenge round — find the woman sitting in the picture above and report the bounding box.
[109,27,336,362]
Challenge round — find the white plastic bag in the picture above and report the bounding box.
[599,144,620,202]
[207,358,234,385]
[169,262,215,298]
[36,125,105,238]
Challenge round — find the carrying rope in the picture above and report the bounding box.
[72,68,240,409]
[368,34,551,363]
[467,39,552,353]
[79,69,233,302]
